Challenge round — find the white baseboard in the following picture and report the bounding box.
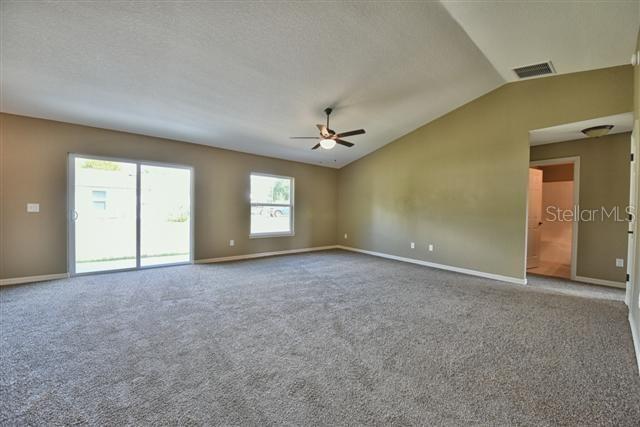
[337,245,527,285]
[0,273,70,286]
[630,313,640,375]
[1,248,339,285]
[196,245,339,264]
[574,275,626,289]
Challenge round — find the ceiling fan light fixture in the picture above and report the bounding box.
[291,107,364,151]
[320,138,336,149]
[581,124,614,138]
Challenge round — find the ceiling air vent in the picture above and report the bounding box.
[513,61,555,79]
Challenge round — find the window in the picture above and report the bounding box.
[91,190,107,210]
[250,173,293,237]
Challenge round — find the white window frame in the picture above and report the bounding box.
[249,172,295,238]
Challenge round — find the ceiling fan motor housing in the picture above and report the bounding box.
[290,106,363,150]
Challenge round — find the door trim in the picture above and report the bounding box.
[528,156,580,281]
[526,168,543,269]
[627,121,638,306]
[67,153,194,276]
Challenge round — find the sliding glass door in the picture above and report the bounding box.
[140,164,192,266]
[69,155,193,275]
[71,157,138,273]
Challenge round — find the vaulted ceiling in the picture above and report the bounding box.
[1,1,638,167]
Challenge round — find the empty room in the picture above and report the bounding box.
[1,1,640,425]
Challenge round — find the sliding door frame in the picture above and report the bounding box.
[67,153,194,276]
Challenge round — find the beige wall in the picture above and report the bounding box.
[1,66,634,282]
[531,133,630,282]
[537,163,573,182]
[337,65,633,280]
[0,113,338,279]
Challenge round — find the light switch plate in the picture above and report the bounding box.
[229,239,235,247]
[27,203,40,213]
[428,244,434,252]
[344,233,348,239]
[410,242,415,249]
[616,258,624,267]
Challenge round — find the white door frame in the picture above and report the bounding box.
[528,156,580,281]
[627,121,639,306]
[67,153,195,276]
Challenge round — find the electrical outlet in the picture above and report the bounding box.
[410,242,415,249]
[616,258,624,268]
[428,244,434,252]
[344,233,348,239]
[229,239,235,247]
[26,203,40,213]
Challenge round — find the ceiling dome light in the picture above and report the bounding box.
[581,125,613,138]
[320,138,336,149]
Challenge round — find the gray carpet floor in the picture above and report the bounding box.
[1,250,639,425]
[526,274,626,302]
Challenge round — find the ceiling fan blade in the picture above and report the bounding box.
[335,139,354,147]
[336,129,365,138]
[316,124,330,137]
[311,143,321,150]
[290,137,320,139]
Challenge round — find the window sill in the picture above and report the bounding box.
[249,232,295,239]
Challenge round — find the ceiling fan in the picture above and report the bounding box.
[290,108,365,150]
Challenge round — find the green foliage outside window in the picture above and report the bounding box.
[272,180,290,203]
[81,159,121,171]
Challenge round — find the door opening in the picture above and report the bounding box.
[68,154,193,275]
[527,158,579,280]
[526,168,543,270]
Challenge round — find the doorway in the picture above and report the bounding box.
[68,154,193,275]
[527,157,579,280]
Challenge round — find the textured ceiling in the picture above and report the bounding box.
[1,1,638,168]
[529,112,634,146]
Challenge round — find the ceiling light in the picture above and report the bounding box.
[581,125,614,138]
[320,138,336,149]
